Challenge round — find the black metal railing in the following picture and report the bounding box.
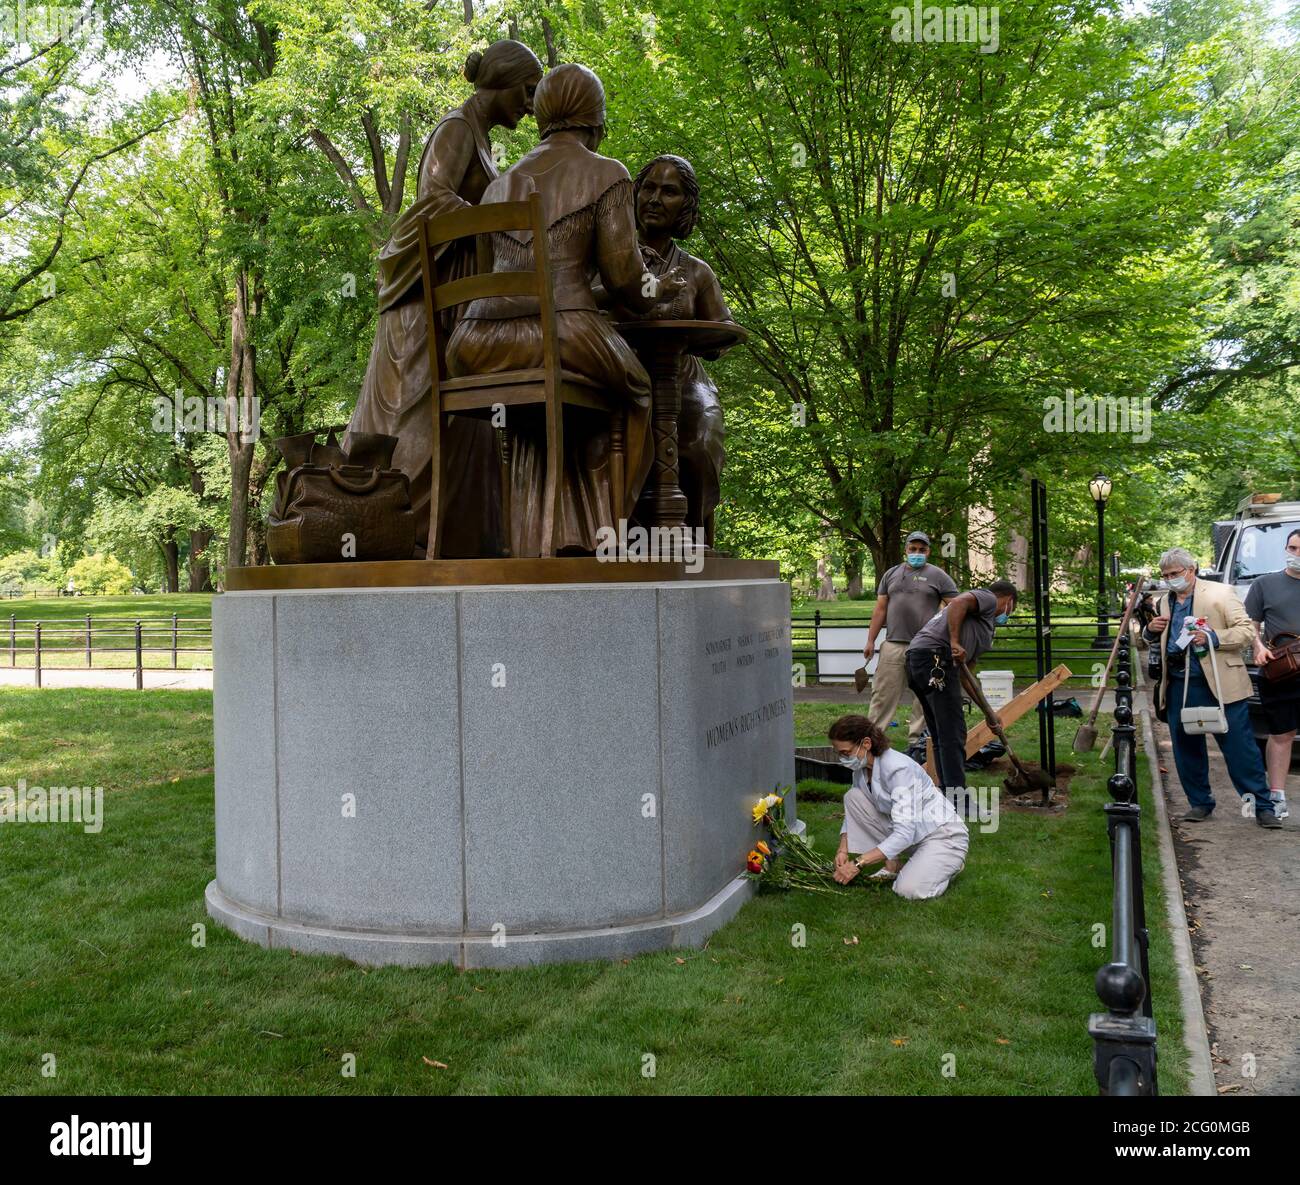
[1088,634,1158,1095]
[791,608,1107,687]
[4,615,212,687]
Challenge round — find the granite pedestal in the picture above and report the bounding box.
[206,571,798,968]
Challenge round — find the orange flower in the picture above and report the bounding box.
[756,841,771,856]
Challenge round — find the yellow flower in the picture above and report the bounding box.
[752,799,769,823]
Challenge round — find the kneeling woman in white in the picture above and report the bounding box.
[828,715,969,900]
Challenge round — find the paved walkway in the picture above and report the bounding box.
[0,667,212,690]
[1149,713,1300,1095]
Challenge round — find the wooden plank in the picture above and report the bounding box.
[925,663,1073,778]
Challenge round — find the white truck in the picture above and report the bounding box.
[1204,492,1300,742]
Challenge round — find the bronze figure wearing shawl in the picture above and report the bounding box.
[625,154,735,546]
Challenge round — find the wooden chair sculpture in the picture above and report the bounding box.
[418,192,627,558]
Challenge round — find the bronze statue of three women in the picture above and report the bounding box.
[344,45,735,559]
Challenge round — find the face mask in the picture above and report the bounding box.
[995,612,1009,625]
[906,553,926,569]
[1286,556,1300,573]
[838,743,869,771]
[1167,575,1189,593]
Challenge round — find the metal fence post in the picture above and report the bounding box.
[135,619,143,690]
[172,613,179,669]
[86,613,92,667]
[8,614,13,667]
[1088,630,1157,1095]
[34,621,41,688]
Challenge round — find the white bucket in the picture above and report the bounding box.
[978,670,1015,709]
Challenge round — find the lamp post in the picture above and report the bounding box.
[1090,474,1113,648]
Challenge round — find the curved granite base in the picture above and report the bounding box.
[206,876,755,969]
[209,578,796,968]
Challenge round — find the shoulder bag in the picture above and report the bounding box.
[1181,639,1228,735]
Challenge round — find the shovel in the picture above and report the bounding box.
[1073,578,1145,753]
[958,662,1054,798]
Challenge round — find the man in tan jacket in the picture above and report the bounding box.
[1138,547,1280,827]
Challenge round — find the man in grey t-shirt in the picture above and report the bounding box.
[1244,526,1300,814]
[864,531,958,752]
[905,580,1019,809]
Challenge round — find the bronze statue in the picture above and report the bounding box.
[445,63,685,557]
[628,154,735,547]
[345,40,544,557]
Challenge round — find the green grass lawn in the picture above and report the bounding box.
[0,687,1186,1095]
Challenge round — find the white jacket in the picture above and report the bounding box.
[840,746,963,860]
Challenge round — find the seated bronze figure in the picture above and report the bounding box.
[628,153,735,547]
[445,63,683,557]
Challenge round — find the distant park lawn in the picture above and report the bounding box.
[0,595,213,671]
[0,687,1186,1095]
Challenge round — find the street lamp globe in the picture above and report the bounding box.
[1089,474,1113,505]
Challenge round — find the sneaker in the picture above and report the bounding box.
[1181,806,1214,822]
[1270,790,1289,820]
[1255,811,1283,830]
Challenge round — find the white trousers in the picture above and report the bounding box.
[843,785,969,900]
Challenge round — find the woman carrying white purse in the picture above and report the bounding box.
[1141,548,1280,829]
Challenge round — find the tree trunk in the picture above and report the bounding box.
[816,534,835,601]
[844,545,864,598]
[162,532,180,594]
[875,498,905,577]
[225,271,257,570]
[246,448,274,567]
[187,461,213,592]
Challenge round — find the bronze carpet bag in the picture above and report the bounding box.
[1261,632,1300,685]
[268,428,415,564]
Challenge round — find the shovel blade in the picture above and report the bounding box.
[1072,725,1097,753]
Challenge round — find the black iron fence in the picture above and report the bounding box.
[791,609,1111,687]
[1087,633,1158,1095]
[4,615,213,688]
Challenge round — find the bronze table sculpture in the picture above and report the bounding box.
[344,40,543,558]
[616,320,747,536]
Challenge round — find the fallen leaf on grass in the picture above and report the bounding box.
[422,1057,449,1069]
[843,935,859,946]
[995,1038,1011,1045]
[891,1037,908,1047]
[674,957,686,965]
[259,1031,284,1039]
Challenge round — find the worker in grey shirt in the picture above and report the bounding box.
[864,531,958,757]
[1245,526,1300,817]
[906,579,1018,812]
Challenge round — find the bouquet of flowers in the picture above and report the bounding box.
[746,789,849,895]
